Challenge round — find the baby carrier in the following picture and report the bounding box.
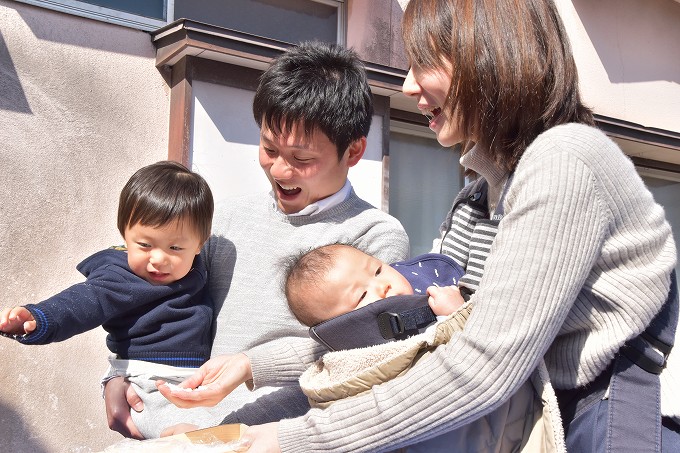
[304,295,566,453]
[304,175,678,452]
[302,177,568,453]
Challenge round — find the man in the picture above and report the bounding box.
[104,42,409,438]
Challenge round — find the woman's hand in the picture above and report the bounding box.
[157,353,252,408]
[240,422,281,453]
[427,285,465,316]
[104,376,145,439]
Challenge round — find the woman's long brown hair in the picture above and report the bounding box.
[402,0,594,171]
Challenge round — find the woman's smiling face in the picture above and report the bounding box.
[402,63,464,147]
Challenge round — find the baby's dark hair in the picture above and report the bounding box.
[284,243,350,327]
[117,161,214,244]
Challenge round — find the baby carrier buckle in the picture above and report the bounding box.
[621,331,671,375]
[378,312,405,340]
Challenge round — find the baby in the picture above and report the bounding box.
[285,243,466,327]
[157,245,470,418]
[0,160,214,370]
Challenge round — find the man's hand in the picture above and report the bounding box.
[427,285,465,316]
[157,353,252,408]
[0,306,36,335]
[104,376,145,439]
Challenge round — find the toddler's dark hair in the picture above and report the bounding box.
[117,161,214,243]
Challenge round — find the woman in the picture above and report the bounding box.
[161,0,679,451]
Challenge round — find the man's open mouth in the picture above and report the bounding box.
[277,182,302,196]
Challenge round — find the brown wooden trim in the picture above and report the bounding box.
[167,56,194,165]
[362,60,408,95]
[631,157,680,174]
[373,95,390,157]
[190,58,262,91]
[166,57,264,165]
[154,20,680,160]
[588,116,680,174]
[152,19,406,95]
[382,154,391,213]
[595,114,680,152]
[152,19,289,69]
[372,93,387,116]
[390,108,429,127]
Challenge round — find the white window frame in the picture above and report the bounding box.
[14,0,174,31]
[313,0,346,45]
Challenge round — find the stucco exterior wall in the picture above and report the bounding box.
[0,1,169,451]
[559,0,680,134]
[347,0,408,69]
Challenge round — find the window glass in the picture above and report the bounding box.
[641,174,680,274]
[14,0,168,30]
[77,0,165,20]
[389,131,463,256]
[174,0,339,44]
[15,0,341,36]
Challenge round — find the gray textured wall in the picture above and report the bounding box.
[0,2,169,451]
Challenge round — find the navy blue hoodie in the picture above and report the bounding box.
[7,248,213,368]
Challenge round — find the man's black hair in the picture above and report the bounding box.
[253,41,373,160]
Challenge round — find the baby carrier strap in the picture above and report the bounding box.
[557,270,678,452]
[457,174,513,299]
[436,178,488,258]
[622,270,678,373]
[309,176,511,352]
[309,294,434,351]
[376,301,437,342]
[453,177,488,209]
[447,172,511,219]
[606,269,677,452]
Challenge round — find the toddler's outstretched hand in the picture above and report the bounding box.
[0,307,36,335]
[427,285,465,316]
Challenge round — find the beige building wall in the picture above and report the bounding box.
[559,0,680,165]
[561,0,680,135]
[347,0,408,69]
[0,1,169,451]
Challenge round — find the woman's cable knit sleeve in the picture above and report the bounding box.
[277,124,677,452]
